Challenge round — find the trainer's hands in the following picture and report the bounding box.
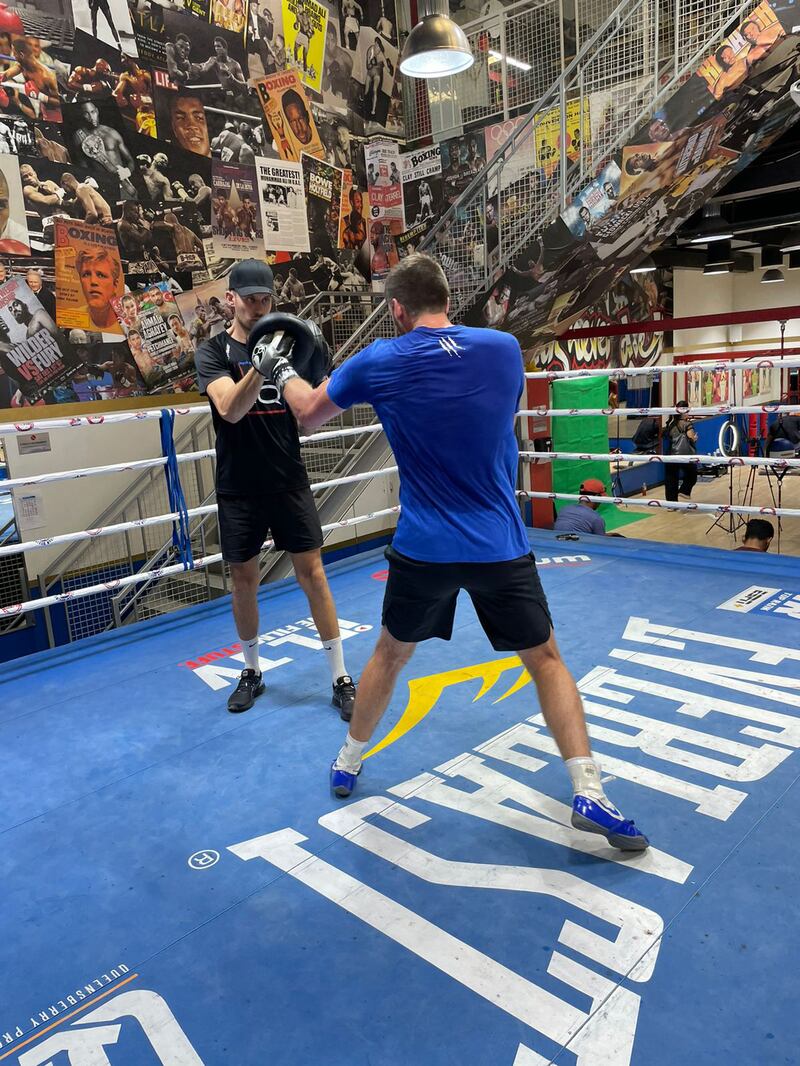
[250,329,300,394]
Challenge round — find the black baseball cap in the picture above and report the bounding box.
[228,259,274,296]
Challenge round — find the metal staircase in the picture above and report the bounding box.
[308,0,778,527]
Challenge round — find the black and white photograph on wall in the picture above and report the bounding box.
[20,158,120,255]
[15,0,73,50]
[211,159,264,259]
[153,77,210,157]
[0,115,68,161]
[162,10,253,113]
[246,0,288,80]
[400,143,442,228]
[62,97,139,198]
[350,25,397,128]
[440,132,486,204]
[321,18,352,113]
[123,126,213,205]
[71,0,138,55]
[129,0,167,66]
[301,151,343,258]
[209,111,273,163]
[395,218,429,259]
[312,104,365,176]
[256,156,309,251]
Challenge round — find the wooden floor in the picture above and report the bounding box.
[617,466,800,555]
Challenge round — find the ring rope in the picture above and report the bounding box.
[0,467,399,559]
[524,354,800,380]
[518,404,800,417]
[519,490,800,517]
[518,450,800,468]
[0,506,402,618]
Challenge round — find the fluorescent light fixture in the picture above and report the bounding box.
[703,263,730,275]
[687,202,732,243]
[400,0,474,79]
[762,268,785,283]
[487,49,532,71]
[630,255,656,274]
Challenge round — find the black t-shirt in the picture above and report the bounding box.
[194,331,309,496]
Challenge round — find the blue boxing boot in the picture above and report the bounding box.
[567,756,649,851]
[571,794,649,851]
[330,734,367,799]
[330,762,360,798]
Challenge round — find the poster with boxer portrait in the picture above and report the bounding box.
[364,136,402,219]
[53,218,125,335]
[255,69,324,161]
[111,282,189,388]
[161,9,253,116]
[211,159,264,259]
[0,279,72,402]
[0,34,63,124]
[400,143,441,228]
[0,155,32,256]
[302,151,342,258]
[282,0,327,93]
[175,276,233,348]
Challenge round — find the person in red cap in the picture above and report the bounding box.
[553,478,622,536]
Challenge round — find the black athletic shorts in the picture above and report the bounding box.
[381,545,553,651]
[217,487,323,563]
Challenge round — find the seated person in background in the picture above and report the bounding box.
[553,478,624,537]
[766,414,800,456]
[734,518,774,552]
[632,414,660,453]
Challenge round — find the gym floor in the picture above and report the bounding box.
[612,466,800,554]
[2,534,799,1065]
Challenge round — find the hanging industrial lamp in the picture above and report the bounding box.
[399,0,474,79]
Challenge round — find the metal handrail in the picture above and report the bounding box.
[109,486,220,628]
[39,412,212,595]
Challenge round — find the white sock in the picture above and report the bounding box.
[242,638,261,674]
[334,733,366,773]
[323,636,347,684]
[566,756,619,812]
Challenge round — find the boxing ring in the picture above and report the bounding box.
[2,355,800,1064]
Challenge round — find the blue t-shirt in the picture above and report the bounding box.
[553,504,606,536]
[327,324,530,563]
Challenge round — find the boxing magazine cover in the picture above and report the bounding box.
[0,278,72,403]
[256,156,310,251]
[111,282,189,388]
[211,159,264,259]
[255,69,324,161]
[53,218,124,335]
[400,143,441,229]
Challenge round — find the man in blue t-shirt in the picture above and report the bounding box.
[253,253,647,851]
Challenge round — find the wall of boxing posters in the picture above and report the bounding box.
[2,0,800,412]
[0,0,401,412]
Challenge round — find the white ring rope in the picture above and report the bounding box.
[0,506,402,618]
[525,354,800,380]
[519,404,800,417]
[0,467,399,559]
[519,450,800,468]
[520,490,800,517]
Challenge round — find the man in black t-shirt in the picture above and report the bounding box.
[194,259,356,718]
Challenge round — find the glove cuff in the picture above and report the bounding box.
[273,360,299,394]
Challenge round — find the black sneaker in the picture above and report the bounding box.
[332,674,356,722]
[227,669,265,713]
